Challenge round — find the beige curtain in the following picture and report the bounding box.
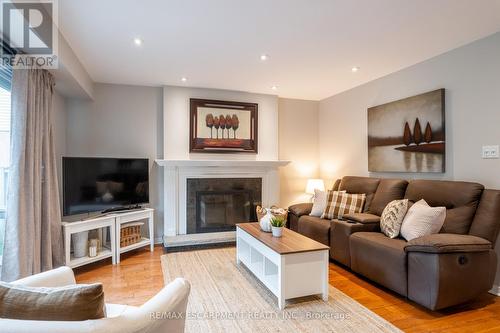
[1,68,63,281]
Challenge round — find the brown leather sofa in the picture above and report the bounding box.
[288,176,500,310]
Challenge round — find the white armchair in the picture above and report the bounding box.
[1,266,191,333]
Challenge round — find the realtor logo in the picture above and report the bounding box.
[0,0,58,68]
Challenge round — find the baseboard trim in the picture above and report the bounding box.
[488,285,500,296]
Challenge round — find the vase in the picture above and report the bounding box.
[259,209,273,232]
[72,231,89,258]
[271,226,283,237]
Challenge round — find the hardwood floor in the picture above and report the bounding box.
[328,263,500,333]
[75,245,500,332]
[75,246,165,306]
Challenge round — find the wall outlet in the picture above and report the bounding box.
[482,145,499,159]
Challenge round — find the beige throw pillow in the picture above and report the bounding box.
[400,199,446,241]
[0,282,106,321]
[380,199,409,238]
[321,191,366,220]
[310,189,327,217]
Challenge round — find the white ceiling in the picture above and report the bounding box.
[59,0,500,101]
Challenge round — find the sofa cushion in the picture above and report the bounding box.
[404,180,483,234]
[370,179,409,216]
[0,282,106,321]
[321,191,366,220]
[297,215,331,245]
[339,176,380,212]
[350,232,408,296]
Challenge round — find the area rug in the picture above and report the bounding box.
[161,247,402,333]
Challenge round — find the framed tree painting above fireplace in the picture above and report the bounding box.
[190,98,258,153]
[368,89,445,173]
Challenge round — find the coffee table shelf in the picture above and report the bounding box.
[236,223,329,310]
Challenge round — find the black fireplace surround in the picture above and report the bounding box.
[186,178,262,234]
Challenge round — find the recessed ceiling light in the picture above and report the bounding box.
[181,77,187,82]
[351,66,360,73]
[133,38,143,46]
[271,85,278,91]
[260,54,269,61]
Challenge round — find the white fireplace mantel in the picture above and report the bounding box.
[155,159,290,246]
[155,159,290,168]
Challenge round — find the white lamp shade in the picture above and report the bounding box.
[306,179,325,194]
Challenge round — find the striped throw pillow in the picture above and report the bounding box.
[321,191,366,220]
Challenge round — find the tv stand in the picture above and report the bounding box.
[101,204,142,214]
[62,208,154,267]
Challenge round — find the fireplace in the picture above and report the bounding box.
[156,159,289,247]
[186,178,262,234]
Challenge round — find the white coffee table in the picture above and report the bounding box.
[236,223,330,310]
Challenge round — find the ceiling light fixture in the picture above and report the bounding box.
[271,85,278,91]
[260,54,269,61]
[181,77,187,82]
[133,37,143,46]
[351,66,360,73]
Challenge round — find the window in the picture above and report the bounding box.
[0,46,12,260]
[0,87,11,258]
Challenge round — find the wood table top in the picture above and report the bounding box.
[236,222,330,254]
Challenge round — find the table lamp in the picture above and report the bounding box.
[306,179,325,201]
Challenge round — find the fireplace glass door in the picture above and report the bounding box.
[186,178,262,234]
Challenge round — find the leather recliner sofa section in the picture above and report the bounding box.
[288,176,500,310]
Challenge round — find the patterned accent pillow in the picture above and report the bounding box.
[321,191,366,220]
[380,199,409,238]
[310,190,346,217]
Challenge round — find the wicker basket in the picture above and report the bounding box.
[120,222,143,247]
[256,206,288,222]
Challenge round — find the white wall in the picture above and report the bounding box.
[163,86,278,160]
[65,83,164,240]
[51,30,94,100]
[318,31,500,287]
[63,84,297,239]
[278,98,319,207]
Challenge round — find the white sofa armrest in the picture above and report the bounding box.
[11,266,76,287]
[0,277,191,333]
[118,278,191,333]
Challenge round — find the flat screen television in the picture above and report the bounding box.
[63,157,149,216]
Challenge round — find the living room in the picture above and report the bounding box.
[1,1,500,332]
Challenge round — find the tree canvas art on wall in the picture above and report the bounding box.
[367,89,445,172]
[190,99,258,153]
